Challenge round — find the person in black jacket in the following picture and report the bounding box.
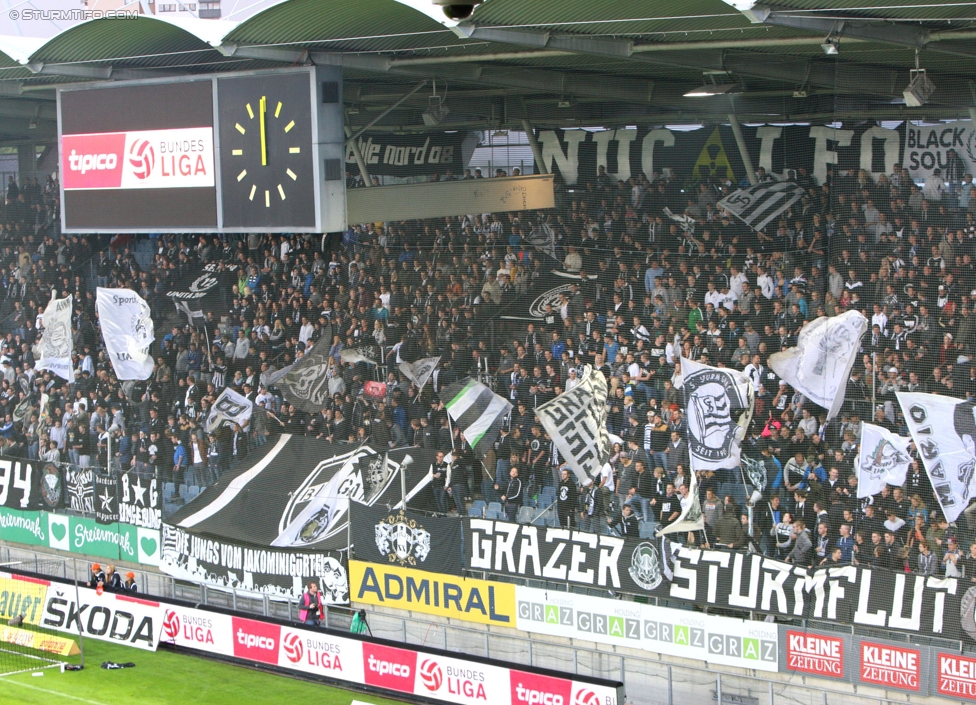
[500,466,522,522]
[556,468,578,529]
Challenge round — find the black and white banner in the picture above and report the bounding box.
[167,437,434,553]
[398,356,440,394]
[662,546,961,640]
[339,342,380,366]
[0,458,44,510]
[534,365,611,485]
[65,466,95,514]
[857,423,912,498]
[344,132,471,178]
[95,473,119,525]
[678,357,753,472]
[770,310,867,420]
[904,120,976,180]
[118,473,161,530]
[35,295,74,383]
[204,387,253,434]
[280,335,341,412]
[96,288,155,380]
[165,262,240,325]
[718,181,807,233]
[465,518,665,594]
[898,392,976,523]
[351,503,463,576]
[160,523,349,602]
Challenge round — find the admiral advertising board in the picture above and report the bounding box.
[157,601,624,705]
[58,65,345,233]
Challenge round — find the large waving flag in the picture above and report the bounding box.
[535,365,611,485]
[678,356,754,472]
[769,310,867,420]
[856,423,912,498]
[35,294,74,383]
[898,392,976,523]
[441,378,511,459]
[96,288,154,380]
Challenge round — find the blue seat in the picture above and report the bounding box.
[487,502,503,517]
[162,482,176,502]
[517,506,534,524]
[486,507,505,520]
[469,500,487,517]
[539,487,556,508]
[185,485,201,501]
[178,483,188,498]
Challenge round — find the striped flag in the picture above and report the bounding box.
[717,181,806,232]
[441,378,512,459]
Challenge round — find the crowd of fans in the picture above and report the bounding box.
[0,152,974,580]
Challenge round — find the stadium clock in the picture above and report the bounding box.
[217,72,317,229]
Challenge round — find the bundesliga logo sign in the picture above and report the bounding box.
[61,127,215,191]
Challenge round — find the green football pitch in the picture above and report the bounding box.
[0,639,414,705]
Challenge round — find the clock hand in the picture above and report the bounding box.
[259,95,267,167]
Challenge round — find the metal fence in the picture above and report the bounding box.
[0,543,933,705]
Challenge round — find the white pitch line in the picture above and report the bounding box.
[0,677,107,705]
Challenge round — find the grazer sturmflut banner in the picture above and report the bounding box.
[161,436,436,598]
[96,287,155,380]
[464,519,963,640]
[350,504,463,576]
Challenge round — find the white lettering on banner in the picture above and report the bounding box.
[860,642,921,690]
[67,151,117,173]
[904,121,976,180]
[534,366,611,486]
[237,628,275,651]
[663,548,957,636]
[468,520,622,588]
[515,684,563,705]
[368,654,411,678]
[939,654,976,698]
[515,585,778,672]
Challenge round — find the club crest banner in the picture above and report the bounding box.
[204,387,253,434]
[857,423,912,498]
[769,310,867,420]
[678,356,754,472]
[350,503,463,576]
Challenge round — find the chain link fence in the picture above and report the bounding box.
[0,542,933,705]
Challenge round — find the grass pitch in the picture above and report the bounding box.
[0,638,413,705]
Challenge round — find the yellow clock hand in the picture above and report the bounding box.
[259,95,267,167]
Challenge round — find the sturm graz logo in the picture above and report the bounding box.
[374,510,431,567]
[40,462,62,509]
[860,438,908,481]
[685,368,748,461]
[528,284,574,319]
[271,450,400,549]
[628,541,663,591]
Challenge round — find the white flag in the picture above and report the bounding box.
[398,356,440,394]
[656,465,705,537]
[35,294,74,383]
[856,423,912,498]
[769,310,867,420]
[535,365,611,485]
[717,181,807,232]
[96,288,155,380]
[204,387,253,434]
[898,392,976,523]
[680,356,754,472]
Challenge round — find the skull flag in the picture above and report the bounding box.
[678,356,754,472]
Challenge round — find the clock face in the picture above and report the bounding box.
[217,73,316,229]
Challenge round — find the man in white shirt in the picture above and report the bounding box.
[756,267,775,299]
[923,169,945,201]
[596,461,615,493]
[729,265,748,299]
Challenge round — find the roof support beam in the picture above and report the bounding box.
[23,63,185,80]
[748,5,976,59]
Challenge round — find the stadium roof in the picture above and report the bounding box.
[3,0,976,144]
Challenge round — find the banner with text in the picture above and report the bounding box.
[350,504,463,576]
